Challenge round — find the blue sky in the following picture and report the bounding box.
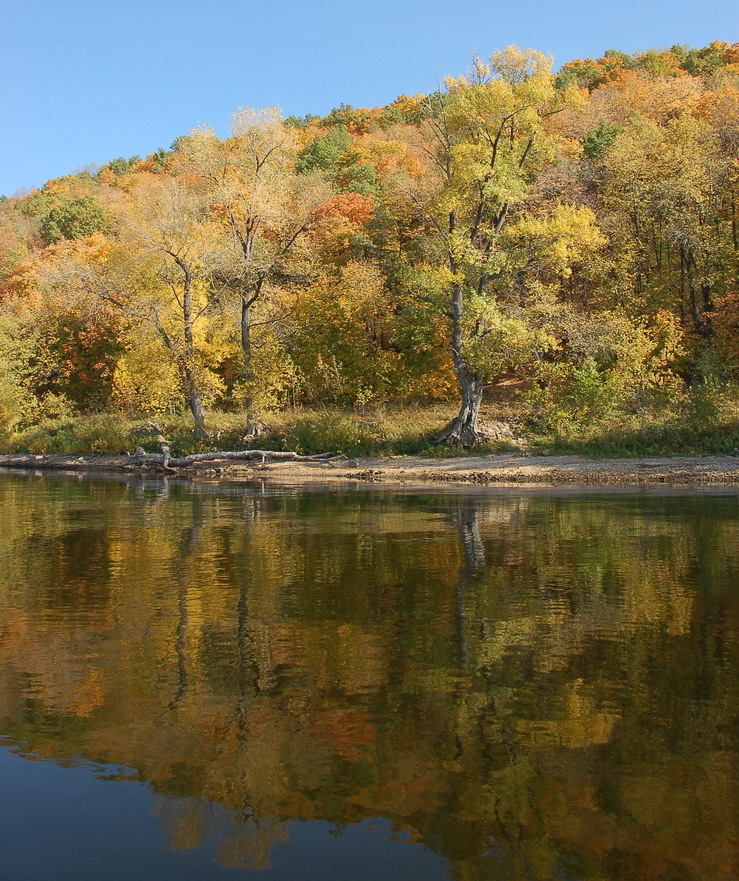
[3,0,737,196]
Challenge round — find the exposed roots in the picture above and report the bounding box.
[434,422,488,449]
[434,419,522,449]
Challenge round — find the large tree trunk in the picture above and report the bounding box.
[184,367,207,440]
[436,283,486,446]
[241,297,261,438]
[438,368,485,446]
[181,266,207,440]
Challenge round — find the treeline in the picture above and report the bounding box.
[0,41,737,447]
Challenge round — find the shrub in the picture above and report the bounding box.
[684,376,732,434]
[286,412,386,456]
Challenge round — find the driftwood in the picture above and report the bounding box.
[0,420,341,474]
[0,448,343,474]
[124,421,342,470]
[125,424,341,469]
[135,449,341,468]
[141,421,173,470]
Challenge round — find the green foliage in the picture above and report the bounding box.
[0,313,54,430]
[679,42,734,76]
[2,393,739,458]
[602,48,636,67]
[106,156,142,176]
[7,414,128,455]
[528,359,622,435]
[283,412,386,455]
[461,296,556,381]
[524,309,686,438]
[380,105,407,127]
[341,163,378,196]
[39,196,107,244]
[19,190,55,217]
[150,148,169,170]
[296,126,352,173]
[284,114,320,129]
[684,375,732,433]
[0,376,21,436]
[583,122,622,159]
[323,103,372,130]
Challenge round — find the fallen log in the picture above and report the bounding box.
[147,421,171,469]
[168,450,341,467]
[128,448,342,468]
[0,449,344,472]
[129,423,341,468]
[0,425,341,473]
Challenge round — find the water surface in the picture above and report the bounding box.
[0,473,736,880]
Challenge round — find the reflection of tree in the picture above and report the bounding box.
[0,476,736,880]
[155,795,290,871]
[450,499,488,672]
[237,569,260,709]
[452,501,488,573]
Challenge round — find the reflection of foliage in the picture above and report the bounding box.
[0,478,736,880]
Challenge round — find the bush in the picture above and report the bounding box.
[684,376,732,434]
[525,360,621,436]
[0,379,20,437]
[286,412,387,456]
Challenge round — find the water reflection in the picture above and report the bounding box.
[0,474,737,880]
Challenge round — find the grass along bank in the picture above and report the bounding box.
[1,394,739,461]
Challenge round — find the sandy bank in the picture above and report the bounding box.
[2,452,739,485]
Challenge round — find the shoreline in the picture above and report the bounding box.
[2,452,739,485]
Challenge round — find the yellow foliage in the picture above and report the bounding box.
[507,204,606,279]
[111,342,182,413]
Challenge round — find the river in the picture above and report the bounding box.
[0,472,736,880]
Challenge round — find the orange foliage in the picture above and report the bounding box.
[314,192,374,226]
[130,159,157,174]
[0,257,40,303]
[311,193,375,262]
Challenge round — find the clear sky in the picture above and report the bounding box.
[2,0,737,196]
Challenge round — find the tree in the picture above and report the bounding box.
[598,110,732,335]
[112,178,223,436]
[411,47,580,444]
[43,180,221,436]
[289,260,402,404]
[39,196,107,245]
[175,108,329,435]
[295,125,352,173]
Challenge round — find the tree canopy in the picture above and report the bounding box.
[0,40,737,445]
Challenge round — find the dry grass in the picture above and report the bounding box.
[2,395,738,459]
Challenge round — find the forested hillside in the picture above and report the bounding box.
[1,41,738,454]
